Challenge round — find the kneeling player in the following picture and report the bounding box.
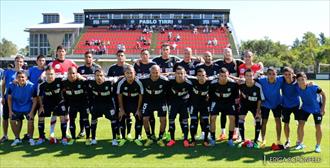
[209,68,239,147]
[87,69,119,146]
[295,72,326,153]
[140,65,169,147]
[37,66,68,145]
[238,69,264,148]
[117,65,144,146]
[166,66,192,147]
[63,67,90,145]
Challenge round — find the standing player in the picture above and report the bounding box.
[7,71,37,146]
[62,67,90,145]
[238,69,264,148]
[140,65,169,147]
[134,49,156,77]
[152,43,180,75]
[27,54,46,140]
[195,51,221,77]
[214,48,243,141]
[1,55,25,143]
[37,66,68,145]
[134,49,157,138]
[48,45,77,140]
[77,51,101,139]
[257,67,283,148]
[88,69,119,146]
[281,67,300,148]
[209,68,239,147]
[295,72,326,153]
[166,66,192,147]
[107,50,133,140]
[238,50,263,78]
[117,65,144,146]
[173,47,200,76]
[188,68,211,147]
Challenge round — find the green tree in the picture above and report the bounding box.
[0,38,18,57]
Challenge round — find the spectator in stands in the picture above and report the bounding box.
[100,44,107,54]
[107,40,111,46]
[172,42,177,50]
[85,40,90,46]
[176,34,181,42]
[207,40,212,46]
[213,38,218,46]
[117,44,122,51]
[136,41,141,50]
[144,38,151,46]
[168,32,172,41]
[193,27,198,34]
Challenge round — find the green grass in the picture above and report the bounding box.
[1,80,329,168]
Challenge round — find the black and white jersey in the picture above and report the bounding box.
[78,63,101,75]
[38,78,64,107]
[239,82,264,108]
[188,76,210,103]
[195,63,221,76]
[62,79,89,107]
[133,61,157,77]
[209,78,239,104]
[140,75,169,103]
[214,59,244,77]
[116,78,144,102]
[173,60,200,76]
[107,63,129,77]
[168,75,193,100]
[87,78,114,108]
[152,55,181,73]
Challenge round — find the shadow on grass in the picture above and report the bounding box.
[0,139,312,163]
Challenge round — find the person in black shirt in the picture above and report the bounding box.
[195,51,221,77]
[188,68,211,147]
[107,50,133,140]
[152,43,180,75]
[214,48,243,141]
[134,49,156,77]
[62,67,90,145]
[77,51,101,138]
[87,69,118,146]
[166,66,192,148]
[238,69,264,148]
[117,65,144,146]
[140,65,169,147]
[209,68,239,147]
[37,66,68,145]
[173,47,200,76]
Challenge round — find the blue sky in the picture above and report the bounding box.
[0,0,329,49]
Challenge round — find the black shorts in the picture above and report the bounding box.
[2,99,9,120]
[261,105,282,119]
[299,110,323,125]
[123,101,138,114]
[281,106,299,123]
[189,103,209,120]
[142,102,167,117]
[11,111,32,121]
[67,106,89,119]
[168,100,189,120]
[239,104,257,117]
[91,106,117,120]
[210,102,236,116]
[40,102,67,117]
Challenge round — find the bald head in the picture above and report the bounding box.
[150,65,161,80]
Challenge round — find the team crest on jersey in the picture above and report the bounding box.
[78,85,81,88]
[159,85,163,88]
[55,64,61,69]
[228,88,231,92]
[57,84,60,87]
[253,92,256,96]
[105,86,108,90]
[124,87,128,90]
